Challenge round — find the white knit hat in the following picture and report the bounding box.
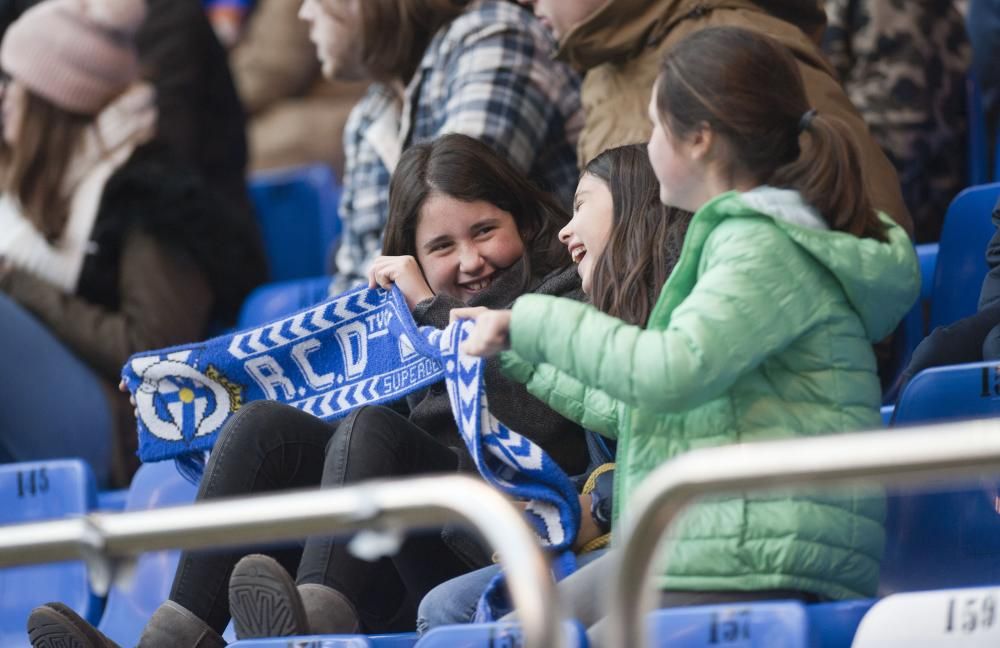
[0,0,147,115]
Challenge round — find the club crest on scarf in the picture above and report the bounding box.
[132,352,234,444]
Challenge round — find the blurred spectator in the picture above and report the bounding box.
[229,0,368,174]
[309,0,583,293]
[823,0,970,242]
[0,0,261,486]
[518,0,914,235]
[0,0,263,244]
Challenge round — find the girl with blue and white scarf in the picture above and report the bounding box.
[26,134,589,648]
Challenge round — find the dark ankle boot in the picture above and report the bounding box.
[229,554,308,639]
[137,600,226,648]
[298,583,361,634]
[27,602,120,648]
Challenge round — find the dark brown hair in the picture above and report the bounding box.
[354,0,470,83]
[384,133,569,286]
[655,26,886,241]
[584,145,692,327]
[2,91,90,240]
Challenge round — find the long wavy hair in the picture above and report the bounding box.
[585,144,692,327]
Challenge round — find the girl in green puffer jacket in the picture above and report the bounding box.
[456,26,920,640]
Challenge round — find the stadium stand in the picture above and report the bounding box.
[248,164,343,282]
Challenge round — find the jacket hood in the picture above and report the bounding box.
[557,0,826,70]
[723,188,919,342]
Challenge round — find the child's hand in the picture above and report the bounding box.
[452,308,512,357]
[368,255,434,311]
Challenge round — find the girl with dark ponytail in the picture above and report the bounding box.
[650,25,886,241]
[454,27,920,641]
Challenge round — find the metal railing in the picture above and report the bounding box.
[0,474,567,648]
[606,418,1000,648]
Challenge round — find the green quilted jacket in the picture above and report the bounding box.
[501,188,920,599]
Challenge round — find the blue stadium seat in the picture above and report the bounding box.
[416,621,586,647]
[893,360,1000,425]
[249,164,342,282]
[0,459,101,647]
[231,633,418,647]
[881,478,1000,596]
[805,600,874,648]
[929,183,1000,330]
[879,361,1000,594]
[96,461,199,646]
[886,242,939,395]
[237,275,334,328]
[643,600,872,648]
[853,586,1000,646]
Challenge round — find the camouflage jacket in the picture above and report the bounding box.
[823,0,970,242]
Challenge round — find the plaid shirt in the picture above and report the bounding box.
[331,0,582,293]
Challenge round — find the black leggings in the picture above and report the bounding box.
[168,401,470,633]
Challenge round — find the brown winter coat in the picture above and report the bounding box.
[230,0,368,174]
[557,0,913,235]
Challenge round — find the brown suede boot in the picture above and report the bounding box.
[298,583,361,634]
[228,554,308,639]
[136,600,227,648]
[27,602,120,648]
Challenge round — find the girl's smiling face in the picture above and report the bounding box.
[559,173,613,295]
[414,193,525,302]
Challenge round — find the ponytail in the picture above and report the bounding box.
[771,114,887,242]
[655,26,887,242]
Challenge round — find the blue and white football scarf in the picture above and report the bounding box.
[121,286,579,617]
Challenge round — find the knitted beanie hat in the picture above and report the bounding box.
[1,0,147,116]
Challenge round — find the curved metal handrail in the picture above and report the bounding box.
[607,418,1000,647]
[0,474,567,648]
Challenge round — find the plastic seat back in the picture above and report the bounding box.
[249,164,342,282]
[97,461,199,646]
[885,242,939,397]
[231,633,418,647]
[929,183,1000,330]
[237,276,334,328]
[893,360,1000,425]
[967,75,989,187]
[417,621,586,647]
[645,600,871,648]
[806,600,875,648]
[0,459,100,647]
[852,586,1000,647]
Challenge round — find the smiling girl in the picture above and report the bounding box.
[456,27,920,643]
[418,143,693,632]
[25,134,588,648]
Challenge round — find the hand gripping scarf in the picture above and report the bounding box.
[121,286,579,618]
